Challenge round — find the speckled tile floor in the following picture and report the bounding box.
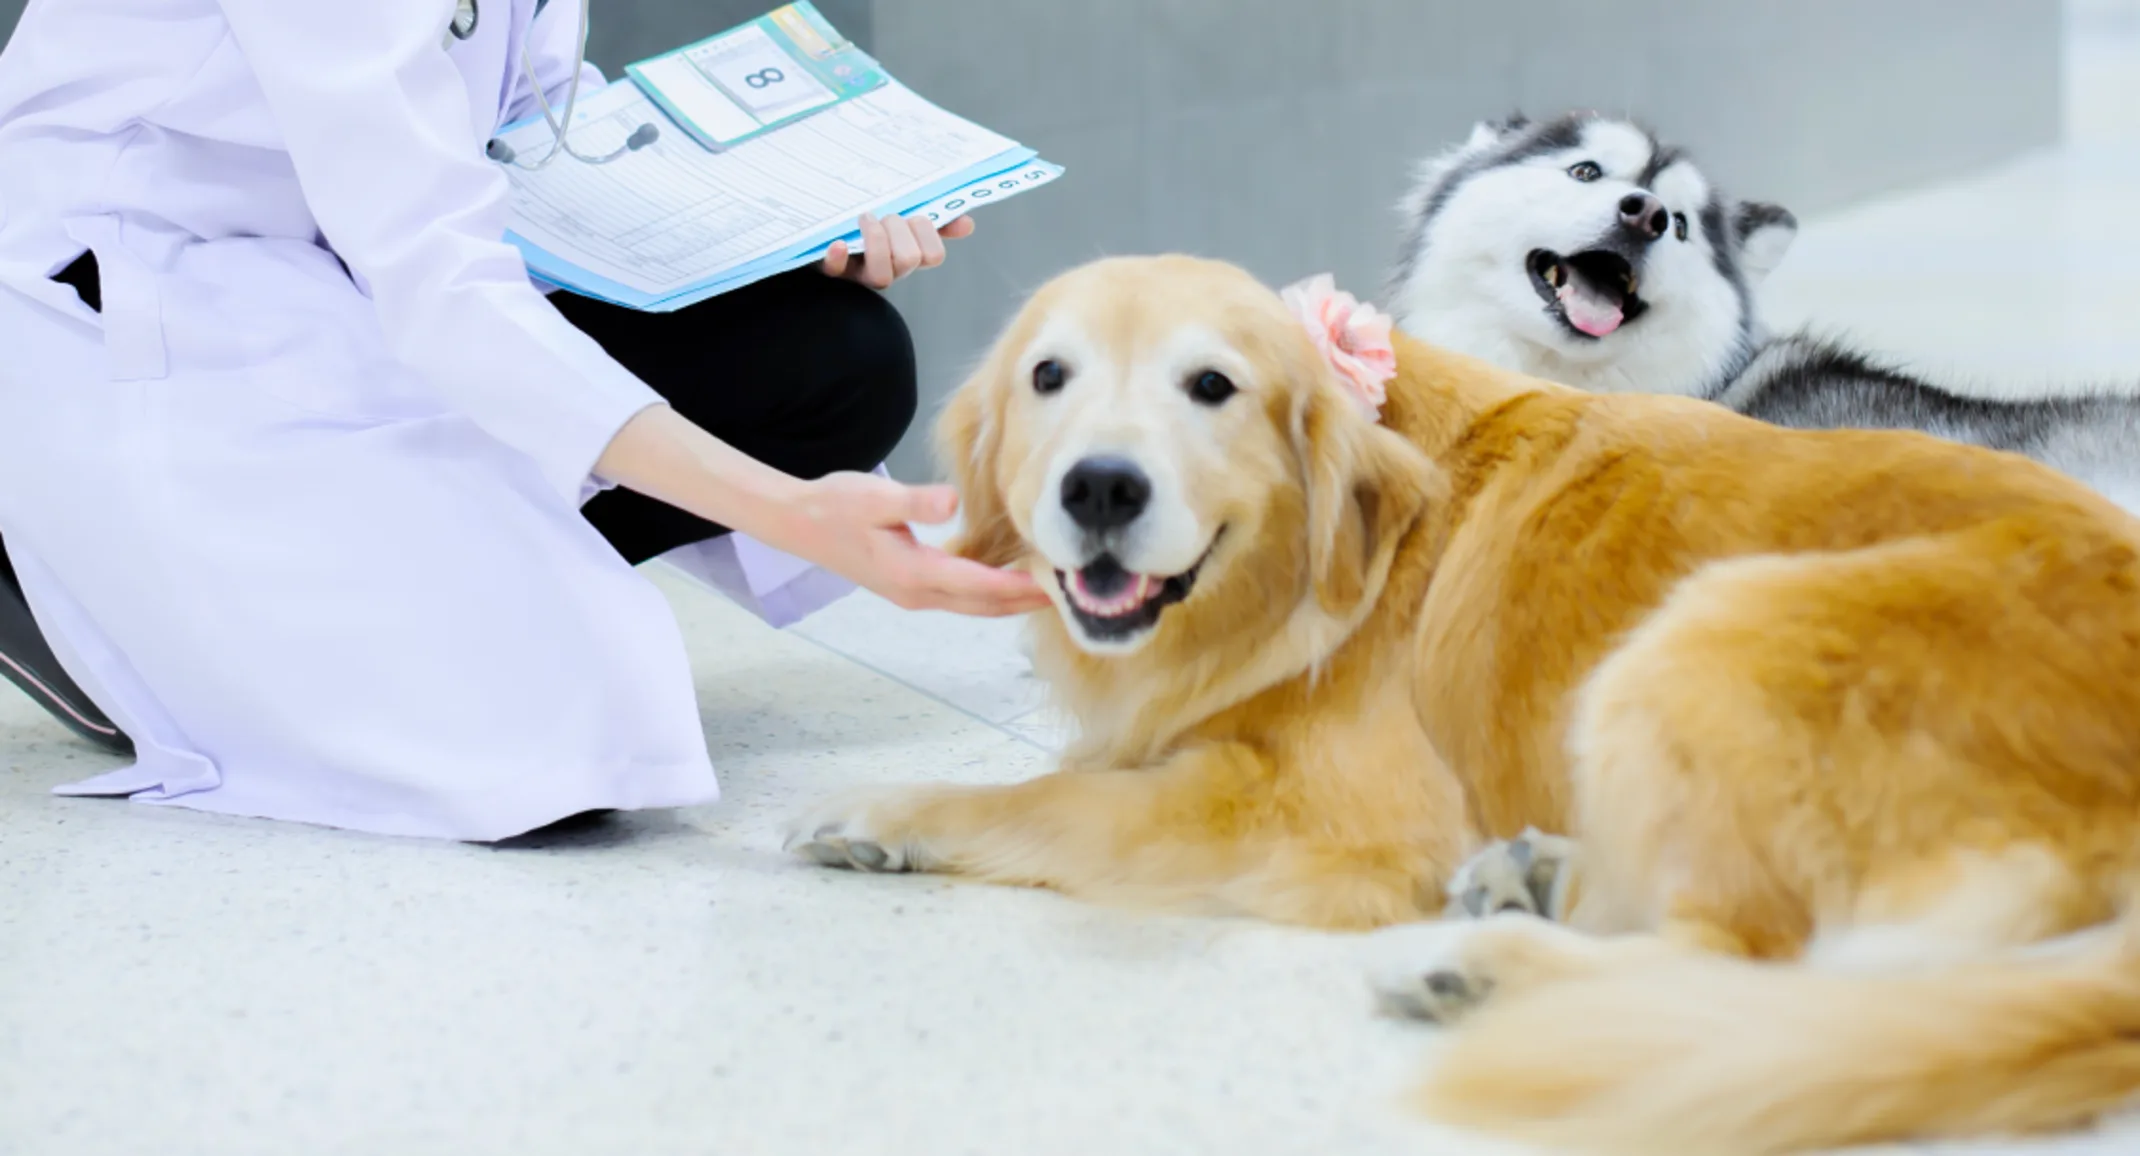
[8,6,2140,1156]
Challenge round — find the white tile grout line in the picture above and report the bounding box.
[784,627,1057,754]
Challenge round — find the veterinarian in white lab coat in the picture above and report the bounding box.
[0,0,1045,840]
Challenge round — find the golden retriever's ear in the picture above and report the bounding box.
[1295,385,1439,616]
[933,360,1024,568]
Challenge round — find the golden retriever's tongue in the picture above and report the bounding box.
[1068,569,1160,617]
[1558,276,1624,337]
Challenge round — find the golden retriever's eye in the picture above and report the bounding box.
[1187,369,1237,406]
[1568,161,1603,182]
[1672,211,1689,242]
[1032,359,1067,394]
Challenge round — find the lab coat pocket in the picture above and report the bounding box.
[60,215,170,383]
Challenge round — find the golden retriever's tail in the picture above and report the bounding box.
[1423,922,2140,1155]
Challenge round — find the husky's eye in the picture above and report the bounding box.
[1032,359,1067,394]
[1567,161,1603,182]
[1187,369,1237,406]
[1672,212,1690,242]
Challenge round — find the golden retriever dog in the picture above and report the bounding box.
[783,254,2140,1152]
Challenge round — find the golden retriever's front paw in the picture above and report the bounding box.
[1364,919,1503,1025]
[782,788,933,873]
[1365,912,1607,1026]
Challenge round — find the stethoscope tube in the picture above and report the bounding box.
[458,0,661,169]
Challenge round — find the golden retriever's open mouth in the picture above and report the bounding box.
[1053,533,1221,645]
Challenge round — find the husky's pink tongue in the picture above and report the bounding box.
[1557,279,1624,337]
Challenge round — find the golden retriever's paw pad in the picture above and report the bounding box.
[1361,921,1499,1025]
[1375,965,1495,1025]
[791,827,903,872]
[781,791,925,873]
[1445,827,1576,919]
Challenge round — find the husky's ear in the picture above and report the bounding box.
[1461,113,1529,151]
[1292,381,1441,618]
[1485,112,1531,137]
[1406,114,1527,217]
[933,343,1024,569]
[1734,201,1798,286]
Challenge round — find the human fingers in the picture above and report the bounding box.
[910,216,947,269]
[857,214,894,288]
[820,239,851,278]
[884,214,924,281]
[909,555,1050,616]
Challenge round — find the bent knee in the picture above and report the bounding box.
[789,279,917,466]
[833,284,918,438]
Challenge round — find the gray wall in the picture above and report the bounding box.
[586,0,874,73]
[846,0,2063,478]
[3,0,2065,480]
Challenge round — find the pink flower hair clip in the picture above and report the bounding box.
[1280,274,1397,421]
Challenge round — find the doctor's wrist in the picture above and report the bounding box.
[595,404,806,539]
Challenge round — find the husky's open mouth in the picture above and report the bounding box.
[1054,535,1219,644]
[1527,248,1649,339]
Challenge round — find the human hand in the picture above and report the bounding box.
[781,471,1047,617]
[593,407,1042,618]
[820,213,975,290]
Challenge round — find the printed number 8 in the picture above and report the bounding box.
[744,68,786,89]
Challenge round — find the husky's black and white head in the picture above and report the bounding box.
[1387,113,1799,399]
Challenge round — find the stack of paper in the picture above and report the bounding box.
[497,6,1062,312]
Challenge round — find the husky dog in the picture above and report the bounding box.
[1386,112,2140,512]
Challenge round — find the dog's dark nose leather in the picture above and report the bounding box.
[1060,457,1151,532]
[1618,192,1669,241]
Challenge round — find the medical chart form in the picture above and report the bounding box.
[495,81,1019,298]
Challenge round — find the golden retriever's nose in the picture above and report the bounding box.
[1060,456,1151,532]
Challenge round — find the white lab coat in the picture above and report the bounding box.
[0,0,843,839]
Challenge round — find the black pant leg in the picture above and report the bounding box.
[554,270,919,564]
